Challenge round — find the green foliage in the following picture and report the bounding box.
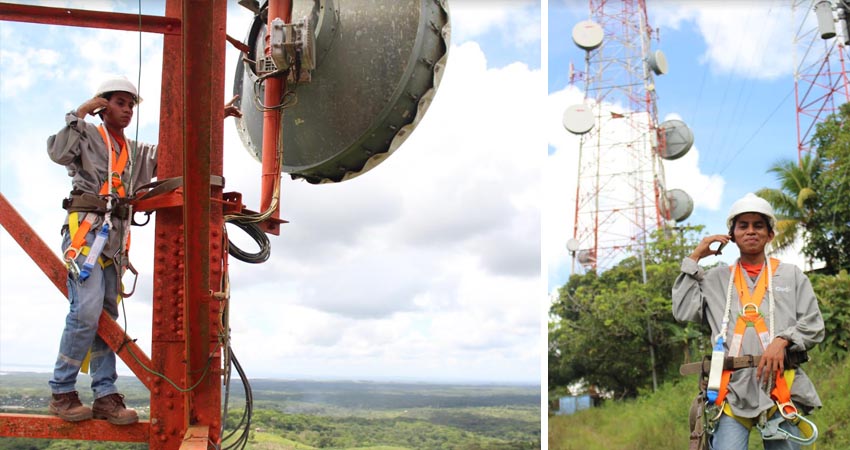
[549,354,850,450]
[755,154,821,253]
[1,375,539,450]
[756,102,849,272]
[0,440,147,450]
[811,270,850,359]
[549,378,694,450]
[806,103,850,273]
[240,407,539,449]
[548,226,709,398]
[756,102,850,273]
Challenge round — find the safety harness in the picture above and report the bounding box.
[690,257,818,448]
[62,125,130,276]
[61,125,135,374]
[715,258,780,408]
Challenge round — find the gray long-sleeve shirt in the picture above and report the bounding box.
[48,111,157,260]
[672,257,824,418]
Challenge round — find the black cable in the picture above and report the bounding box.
[222,347,254,450]
[225,219,271,263]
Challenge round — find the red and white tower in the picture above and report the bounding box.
[564,0,692,273]
[793,0,850,163]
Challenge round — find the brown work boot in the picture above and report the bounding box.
[49,391,93,422]
[92,393,138,425]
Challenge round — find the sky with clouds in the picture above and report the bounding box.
[1,0,841,388]
[546,0,839,291]
[0,0,542,384]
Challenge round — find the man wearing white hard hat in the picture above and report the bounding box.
[46,76,243,424]
[672,193,824,449]
[46,75,155,425]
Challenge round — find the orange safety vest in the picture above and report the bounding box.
[63,125,130,264]
[716,258,796,417]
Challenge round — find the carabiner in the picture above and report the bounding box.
[66,258,81,280]
[757,413,818,446]
[120,262,139,298]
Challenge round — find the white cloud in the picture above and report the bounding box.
[451,0,540,46]
[652,1,797,80]
[215,40,544,381]
[0,48,62,98]
[1,7,542,383]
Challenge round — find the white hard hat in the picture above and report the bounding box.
[726,193,777,229]
[94,75,142,103]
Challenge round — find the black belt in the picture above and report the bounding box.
[62,191,130,220]
[679,350,809,376]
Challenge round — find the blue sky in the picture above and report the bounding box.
[0,0,542,384]
[545,0,834,291]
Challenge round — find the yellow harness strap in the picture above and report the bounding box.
[719,360,816,447]
[722,369,796,430]
[68,211,122,374]
[67,211,113,269]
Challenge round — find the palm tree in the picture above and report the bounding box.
[756,154,821,253]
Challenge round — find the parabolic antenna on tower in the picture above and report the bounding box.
[233,0,450,183]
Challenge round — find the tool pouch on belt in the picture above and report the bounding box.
[688,366,710,450]
[786,349,809,368]
[688,392,709,450]
[62,191,130,220]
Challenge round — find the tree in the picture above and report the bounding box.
[806,102,850,273]
[756,103,850,273]
[548,226,708,398]
[755,154,821,253]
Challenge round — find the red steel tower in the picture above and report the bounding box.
[565,0,681,273]
[0,0,448,447]
[793,0,850,163]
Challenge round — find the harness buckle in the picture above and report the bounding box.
[777,401,798,420]
[63,246,79,262]
[741,302,759,317]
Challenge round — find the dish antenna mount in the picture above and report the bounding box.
[233,0,450,183]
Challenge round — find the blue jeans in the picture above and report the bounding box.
[711,412,802,450]
[49,230,119,400]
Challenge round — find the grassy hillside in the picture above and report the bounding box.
[549,352,850,450]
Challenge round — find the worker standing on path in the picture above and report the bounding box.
[672,193,824,449]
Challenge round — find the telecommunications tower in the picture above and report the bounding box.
[564,0,694,273]
[793,0,850,162]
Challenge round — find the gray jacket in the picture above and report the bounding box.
[48,111,157,260]
[672,257,824,418]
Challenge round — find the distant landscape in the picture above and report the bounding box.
[0,372,541,450]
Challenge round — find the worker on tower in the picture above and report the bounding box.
[47,76,154,425]
[672,193,824,449]
[46,76,242,424]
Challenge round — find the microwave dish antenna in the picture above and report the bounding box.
[563,104,595,135]
[658,119,694,160]
[648,49,668,75]
[233,0,450,183]
[572,20,604,51]
[665,189,694,222]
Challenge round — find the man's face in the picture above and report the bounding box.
[733,212,774,255]
[102,91,136,130]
